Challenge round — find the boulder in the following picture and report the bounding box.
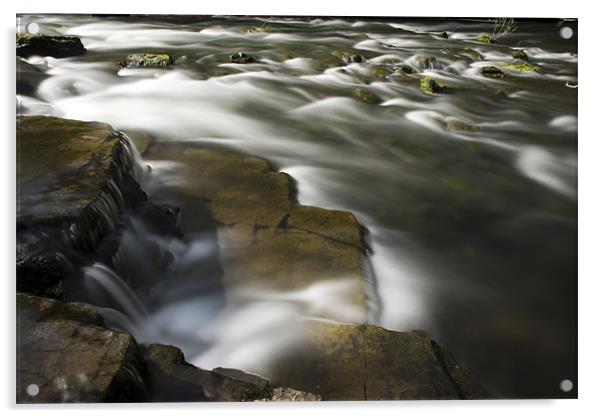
[123,53,174,68]
[16,33,86,58]
[416,54,438,70]
[479,66,505,79]
[504,62,538,73]
[17,116,146,297]
[269,321,490,400]
[17,293,149,403]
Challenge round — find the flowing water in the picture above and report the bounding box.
[17,15,577,398]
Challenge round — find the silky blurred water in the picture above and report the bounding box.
[17,15,577,398]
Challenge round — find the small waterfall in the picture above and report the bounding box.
[83,262,149,325]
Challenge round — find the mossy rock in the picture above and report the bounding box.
[479,66,505,79]
[511,49,529,61]
[16,33,86,58]
[371,66,393,80]
[394,64,415,74]
[476,34,496,43]
[352,88,380,104]
[245,24,274,33]
[504,62,538,73]
[420,77,448,94]
[446,119,480,132]
[123,53,174,68]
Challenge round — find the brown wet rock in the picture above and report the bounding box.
[17,293,148,403]
[17,116,146,297]
[269,321,490,400]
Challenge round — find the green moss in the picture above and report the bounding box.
[476,34,496,43]
[479,66,505,79]
[420,77,448,94]
[511,49,529,61]
[504,62,538,72]
[352,88,380,104]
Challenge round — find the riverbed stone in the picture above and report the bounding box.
[17,293,149,403]
[123,53,174,68]
[17,116,146,297]
[479,66,505,79]
[17,33,86,58]
[269,321,490,400]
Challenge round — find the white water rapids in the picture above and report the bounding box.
[17,15,577,398]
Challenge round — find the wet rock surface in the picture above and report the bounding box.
[18,294,318,403]
[16,33,86,58]
[17,293,149,403]
[17,116,146,297]
[143,143,369,311]
[270,321,490,400]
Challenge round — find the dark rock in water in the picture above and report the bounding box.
[441,31,449,39]
[420,76,448,94]
[17,293,149,403]
[17,116,147,297]
[512,49,529,61]
[332,50,365,65]
[16,33,86,58]
[229,52,256,64]
[270,321,490,400]
[395,64,415,74]
[16,57,48,97]
[479,66,505,79]
[123,53,174,68]
[142,343,319,402]
[446,118,480,132]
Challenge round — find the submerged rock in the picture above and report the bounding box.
[270,321,490,400]
[476,34,496,43]
[17,293,149,403]
[16,57,47,97]
[479,66,505,79]
[352,87,380,104]
[416,54,438,69]
[16,33,86,58]
[229,52,256,64]
[17,116,146,297]
[123,53,174,68]
[446,118,480,132]
[504,62,538,73]
[512,49,529,61]
[420,76,448,94]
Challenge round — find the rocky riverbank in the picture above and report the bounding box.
[16,115,490,402]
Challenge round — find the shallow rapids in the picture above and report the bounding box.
[17,15,577,398]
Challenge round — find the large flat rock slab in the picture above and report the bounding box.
[269,321,490,400]
[144,143,369,314]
